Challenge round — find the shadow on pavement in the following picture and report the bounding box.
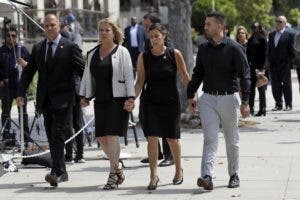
[12,184,101,193]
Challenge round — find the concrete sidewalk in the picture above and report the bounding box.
[1,78,300,200]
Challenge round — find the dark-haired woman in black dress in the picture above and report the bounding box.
[134,23,190,190]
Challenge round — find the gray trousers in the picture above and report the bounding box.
[199,93,240,177]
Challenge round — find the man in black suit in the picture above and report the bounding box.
[16,14,85,187]
[123,16,146,71]
[268,15,295,111]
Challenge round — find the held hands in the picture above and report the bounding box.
[240,104,250,118]
[188,95,198,115]
[16,97,25,107]
[124,98,135,112]
[80,98,90,107]
[17,58,28,68]
[0,80,5,87]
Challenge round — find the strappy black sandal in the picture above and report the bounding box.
[103,172,118,190]
[115,165,125,184]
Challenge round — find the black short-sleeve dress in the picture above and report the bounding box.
[140,48,180,139]
[90,45,129,137]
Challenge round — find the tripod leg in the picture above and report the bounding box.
[130,112,139,148]
[124,129,128,146]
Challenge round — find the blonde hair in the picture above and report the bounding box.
[98,18,124,44]
[235,25,249,42]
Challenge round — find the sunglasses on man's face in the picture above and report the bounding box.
[276,20,283,24]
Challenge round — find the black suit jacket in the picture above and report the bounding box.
[268,29,295,68]
[123,24,146,52]
[18,37,85,113]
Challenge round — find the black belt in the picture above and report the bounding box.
[204,91,234,96]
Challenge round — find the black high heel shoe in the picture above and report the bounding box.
[250,108,254,116]
[115,164,125,185]
[147,176,159,190]
[255,109,266,117]
[173,169,183,185]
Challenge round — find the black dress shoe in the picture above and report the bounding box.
[272,106,282,111]
[250,108,254,116]
[284,106,292,111]
[140,154,164,163]
[228,173,240,188]
[197,175,213,190]
[255,109,266,117]
[158,157,174,167]
[45,173,68,187]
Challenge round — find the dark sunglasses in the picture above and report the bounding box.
[6,34,17,38]
[276,20,283,23]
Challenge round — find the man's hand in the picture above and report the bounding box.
[80,98,90,107]
[188,96,198,115]
[17,58,28,68]
[16,97,25,107]
[0,80,5,87]
[240,104,250,118]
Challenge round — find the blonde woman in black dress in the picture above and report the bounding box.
[80,18,135,190]
[134,23,190,190]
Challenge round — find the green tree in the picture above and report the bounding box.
[288,8,300,27]
[272,0,289,16]
[235,0,274,31]
[191,0,238,34]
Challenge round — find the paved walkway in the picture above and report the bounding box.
[1,73,300,200]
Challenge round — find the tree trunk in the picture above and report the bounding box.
[167,0,193,112]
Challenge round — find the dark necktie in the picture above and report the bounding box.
[46,41,53,69]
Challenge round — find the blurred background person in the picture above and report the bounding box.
[268,15,295,111]
[224,24,231,37]
[236,26,249,49]
[293,30,300,92]
[60,22,86,164]
[0,26,31,146]
[123,16,146,75]
[247,22,268,116]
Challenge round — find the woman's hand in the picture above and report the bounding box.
[124,98,135,112]
[80,98,90,107]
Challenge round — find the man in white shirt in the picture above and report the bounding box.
[268,15,295,111]
[124,17,146,73]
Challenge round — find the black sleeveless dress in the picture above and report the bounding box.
[90,46,129,137]
[140,48,180,139]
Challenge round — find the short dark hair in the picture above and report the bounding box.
[207,12,225,25]
[149,23,168,36]
[143,13,161,24]
[5,26,18,34]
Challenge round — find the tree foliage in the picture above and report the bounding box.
[288,8,300,27]
[234,0,274,31]
[191,0,238,34]
[192,0,299,33]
